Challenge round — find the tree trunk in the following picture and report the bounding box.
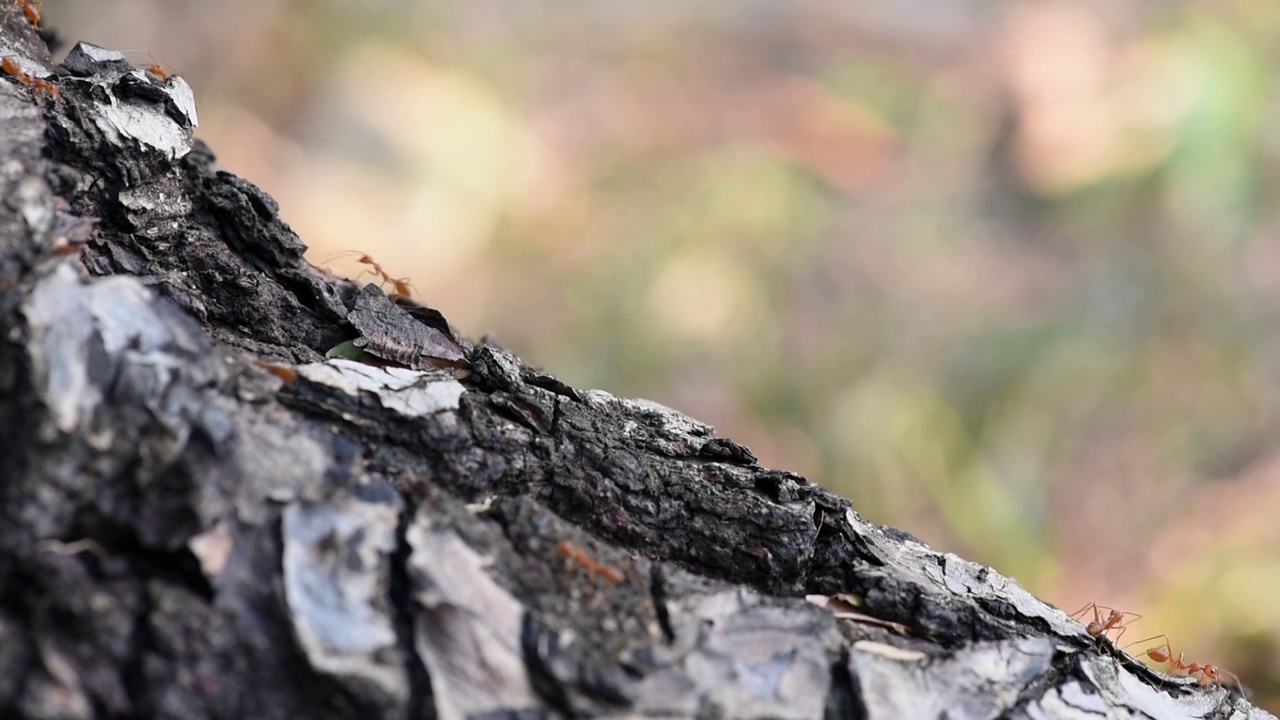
[0,15,1270,720]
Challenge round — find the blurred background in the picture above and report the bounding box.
[45,0,1280,708]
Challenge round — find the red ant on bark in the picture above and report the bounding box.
[556,540,623,584]
[143,63,172,81]
[13,0,39,27]
[1069,601,1244,696]
[327,250,416,298]
[117,51,179,83]
[2,57,59,100]
[1125,634,1242,693]
[1070,602,1141,645]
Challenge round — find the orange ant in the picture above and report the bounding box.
[1126,635,1243,693]
[1,57,58,100]
[1070,602,1141,644]
[251,358,298,384]
[13,0,40,27]
[143,64,171,81]
[328,251,416,298]
[139,57,176,82]
[118,51,178,82]
[556,540,623,584]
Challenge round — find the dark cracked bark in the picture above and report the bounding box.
[0,12,1272,720]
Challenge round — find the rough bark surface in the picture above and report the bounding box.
[0,13,1272,720]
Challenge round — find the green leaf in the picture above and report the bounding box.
[325,339,365,360]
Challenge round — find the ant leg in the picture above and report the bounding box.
[322,249,363,264]
[1069,602,1098,620]
[1122,633,1168,652]
[1219,668,1245,696]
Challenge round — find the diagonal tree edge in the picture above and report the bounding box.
[0,16,1271,720]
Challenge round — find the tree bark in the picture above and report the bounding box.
[0,15,1271,720]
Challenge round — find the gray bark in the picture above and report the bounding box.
[0,14,1271,720]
